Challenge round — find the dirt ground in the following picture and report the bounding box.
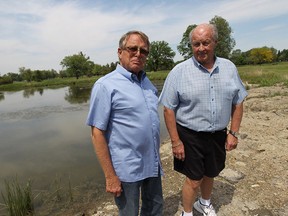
[72,85,288,216]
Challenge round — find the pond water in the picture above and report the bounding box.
[0,81,168,207]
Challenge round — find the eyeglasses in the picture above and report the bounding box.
[123,46,149,56]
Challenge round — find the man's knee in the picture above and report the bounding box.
[185,177,202,189]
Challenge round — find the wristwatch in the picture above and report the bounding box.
[229,130,239,138]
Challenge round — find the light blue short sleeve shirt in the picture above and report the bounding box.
[87,64,162,182]
[159,57,248,132]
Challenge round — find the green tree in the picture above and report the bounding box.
[210,15,235,58]
[43,69,58,79]
[177,24,197,60]
[92,64,103,75]
[19,67,33,82]
[6,72,22,82]
[102,63,112,75]
[32,70,43,82]
[230,49,246,65]
[59,70,68,78]
[270,47,278,62]
[146,41,175,71]
[278,49,288,62]
[0,75,13,85]
[177,16,235,59]
[60,52,94,79]
[110,62,117,71]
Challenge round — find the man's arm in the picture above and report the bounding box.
[163,106,185,161]
[226,102,244,151]
[91,126,122,197]
[230,102,244,132]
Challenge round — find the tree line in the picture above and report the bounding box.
[230,47,288,65]
[1,15,288,85]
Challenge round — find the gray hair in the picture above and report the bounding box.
[119,30,150,50]
[189,23,218,44]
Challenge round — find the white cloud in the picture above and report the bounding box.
[210,0,288,23]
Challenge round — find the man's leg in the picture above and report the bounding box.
[182,177,202,212]
[193,176,217,215]
[140,175,163,216]
[200,176,214,200]
[115,181,141,216]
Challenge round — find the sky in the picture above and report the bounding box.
[1,0,288,75]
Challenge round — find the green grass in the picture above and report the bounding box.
[1,178,34,216]
[0,175,80,215]
[146,70,169,80]
[0,77,99,91]
[237,62,288,87]
[1,62,288,91]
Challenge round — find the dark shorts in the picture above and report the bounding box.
[174,123,227,180]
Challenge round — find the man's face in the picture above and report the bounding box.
[191,27,217,67]
[118,34,149,74]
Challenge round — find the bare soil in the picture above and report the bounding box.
[65,85,288,216]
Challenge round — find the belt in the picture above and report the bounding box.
[176,123,227,135]
[198,128,227,134]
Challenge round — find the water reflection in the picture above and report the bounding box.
[0,80,164,104]
[64,86,91,104]
[0,86,91,104]
[0,92,4,101]
[23,88,44,98]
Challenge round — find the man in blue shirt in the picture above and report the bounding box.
[86,30,163,216]
[159,24,248,216]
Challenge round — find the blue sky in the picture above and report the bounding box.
[1,0,288,74]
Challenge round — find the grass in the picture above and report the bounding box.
[1,178,34,216]
[237,62,288,87]
[0,62,288,91]
[0,77,99,91]
[146,70,169,80]
[148,63,288,87]
[0,175,79,216]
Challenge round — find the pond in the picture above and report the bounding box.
[0,81,168,213]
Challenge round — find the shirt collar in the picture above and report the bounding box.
[191,56,219,73]
[116,64,146,82]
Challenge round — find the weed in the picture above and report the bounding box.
[1,178,34,216]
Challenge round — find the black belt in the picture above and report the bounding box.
[198,128,227,134]
[177,123,227,135]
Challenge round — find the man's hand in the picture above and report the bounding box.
[106,175,122,197]
[172,140,185,161]
[225,134,238,151]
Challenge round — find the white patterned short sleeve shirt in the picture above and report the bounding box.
[159,56,248,132]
